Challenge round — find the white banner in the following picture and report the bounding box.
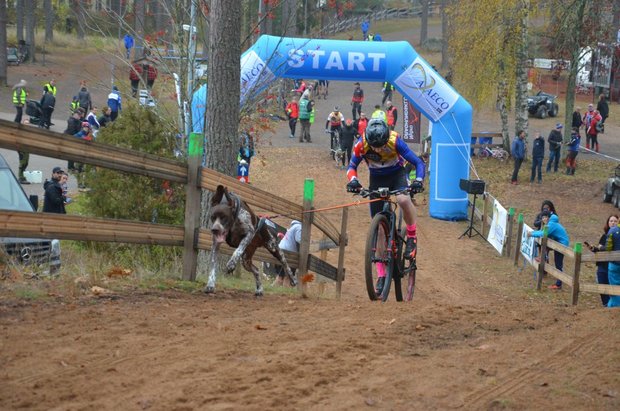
[240,51,276,104]
[487,199,507,255]
[520,224,536,264]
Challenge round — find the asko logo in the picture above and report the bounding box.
[240,51,275,100]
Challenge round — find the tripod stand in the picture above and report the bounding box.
[459,193,483,239]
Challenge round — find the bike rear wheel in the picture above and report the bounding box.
[365,214,391,301]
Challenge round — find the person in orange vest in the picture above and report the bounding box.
[386,100,398,131]
[285,97,299,139]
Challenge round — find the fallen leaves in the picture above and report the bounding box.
[301,273,315,284]
[106,266,133,277]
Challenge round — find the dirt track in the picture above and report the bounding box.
[2,29,620,411]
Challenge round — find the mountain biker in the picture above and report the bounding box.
[325,106,344,149]
[346,118,426,295]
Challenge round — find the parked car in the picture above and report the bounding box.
[0,153,61,275]
[527,91,559,119]
[603,164,620,208]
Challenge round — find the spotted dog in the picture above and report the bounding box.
[205,185,297,296]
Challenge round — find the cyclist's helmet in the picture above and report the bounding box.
[365,118,389,147]
[334,106,340,112]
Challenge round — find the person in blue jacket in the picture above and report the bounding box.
[361,20,369,40]
[511,130,526,184]
[123,34,134,59]
[528,211,570,290]
[605,224,620,307]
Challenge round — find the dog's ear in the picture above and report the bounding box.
[211,185,227,206]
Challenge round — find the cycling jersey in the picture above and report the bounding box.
[347,131,425,179]
[326,111,344,127]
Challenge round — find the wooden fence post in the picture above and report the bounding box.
[572,243,583,305]
[537,227,548,291]
[336,207,348,299]
[297,179,314,295]
[514,213,524,266]
[182,132,203,281]
[505,207,515,258]
[481,193,488,237]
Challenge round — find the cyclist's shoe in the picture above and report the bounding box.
[405,236,417,260]
[375,276,385,296]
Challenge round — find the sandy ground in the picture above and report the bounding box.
[2,28,620,411]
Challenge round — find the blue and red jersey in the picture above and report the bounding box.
[347,131,425,181]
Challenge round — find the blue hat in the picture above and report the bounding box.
[556,123,563,129]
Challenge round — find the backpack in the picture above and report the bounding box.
[595,121,604,133]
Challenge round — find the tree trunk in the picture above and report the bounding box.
[201,0,242,223]
[25,0,35,63]
[440,0,449,69]
[74,0,85,40]
[282,0,297,37]
[514,0,529,139]
[420,0,429,46]
[497,78,510,150]
[16,0,24,42]
[563,0,587,144]
[134,0,146,59]
[0,0,7,87]
[44,0,53,42]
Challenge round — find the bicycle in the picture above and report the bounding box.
[326,127,341,160]
[354,187,419,302]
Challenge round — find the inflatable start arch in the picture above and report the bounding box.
[201,35,473,220]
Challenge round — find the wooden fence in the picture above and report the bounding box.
[0,120,347,296]
[471,192,620,305]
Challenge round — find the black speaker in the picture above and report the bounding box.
[459,179,485,195]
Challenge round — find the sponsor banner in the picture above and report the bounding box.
[487,199,507,255]
[240,50,276,103]
[520,224,536,264]
[593,43,613,89]
[393,57,459,122]
[402,97,421,143]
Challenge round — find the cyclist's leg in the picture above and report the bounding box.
[392,168,418,258]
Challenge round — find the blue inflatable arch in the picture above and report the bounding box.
[211,35,472,220]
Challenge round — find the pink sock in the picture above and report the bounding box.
[376,262,386,278]
[406,224,417,238]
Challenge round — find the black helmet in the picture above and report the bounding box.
[365,118,389,147]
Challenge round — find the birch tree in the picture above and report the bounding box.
[44,0,53,42]
[24,0,35,62]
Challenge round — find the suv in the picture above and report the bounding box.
[0,153,61,275]
[603,164,620,208]
[527,91,559,119]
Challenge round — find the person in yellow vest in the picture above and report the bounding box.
[371,104,387,123]
[12,79,30,183]
[70,96,80,114]
[44,79,57,97]
[385,100,398,131]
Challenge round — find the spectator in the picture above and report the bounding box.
[70,95,80,114]
[340,119,357,169]
[361,19,369,40]
[585,110,602,152]
[371,104,387,122]
[351,82,364,120]
[533,200,557,230]
[565,127,580,175]
[510,130,526,185]
[59,172,72,206]
[98,106,112,128]
[77,85,92,112]
[130,63,143,97]
[73,122,94,190]
[582,104,594,135]
[294,79,307,94]
[43,79,57,97]
[12,79,29,183]
[146,64,158,90]
[42,167,66,214]
[587,214,619,306]
[571,106,583,129]
[238,131,255,165]
[107,85,122,121]
[123,33,134,59]
[273,220,302,286]
[298,90,313,143]
[605,224,620,307]
[285,97,299,139]
[65,108,84,172]
[382,82,394,105]
[596,93,609,124]
[530,131,544,184]
[528,210,570,290]
[373,33,382,41]
[386,100,398,131]
[86,107,100,131]
[546,123,563,173]
[39,86,56,130]
[355,112,368,138]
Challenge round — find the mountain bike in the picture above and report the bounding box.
[355,187,419,302]
[326,127,341,160]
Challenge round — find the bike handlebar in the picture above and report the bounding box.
[357,187,412,199]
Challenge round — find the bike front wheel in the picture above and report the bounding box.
[365,214,392,301]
